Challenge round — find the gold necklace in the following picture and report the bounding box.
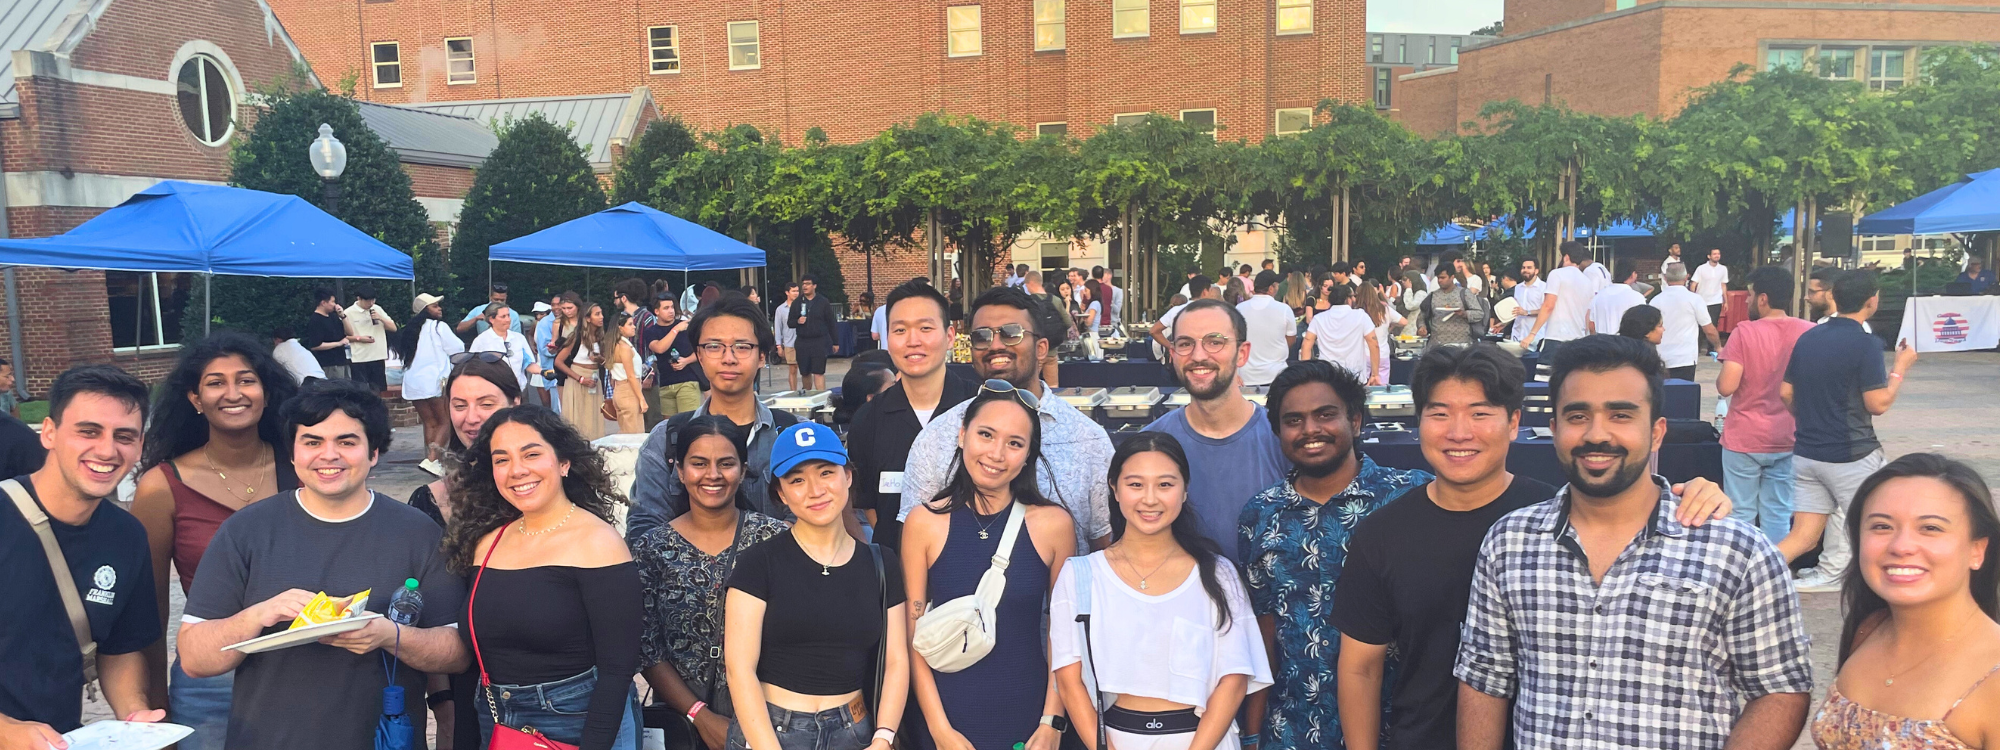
[205,445,265,501]
[1115,546,1175,591]
[1884,608,1982,686]
[516,503,577,536]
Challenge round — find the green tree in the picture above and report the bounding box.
[1262,102,1434,266]
[1074,114,1243,313]
[611,116,699,205]
[658,125,846,303]
[1888,45,2000,197]
[204,86,436,340]
[449,112,607,311]
[1471,20,1503,36]
[1457,102,1646,265]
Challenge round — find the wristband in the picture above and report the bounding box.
[687,701,706,721]
[873,727,897,744]
[426,689,454,708]
[1891,372,1904,380]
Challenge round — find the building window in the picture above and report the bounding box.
[1037,122,1068,136]
[1277,0,1312,34]
[1180,109,1216,137]
[1396,37,1406,63]
[1034,0,1066,50]
[1180,0,1215,33]
[1869,47,1908,90]
[728,21,761,69]
[107,272,190,350]
[1113,0,1148,38]
[445,37,476,83]
[648,26,680,73]
[1615,0,1635,8]
[1370,35,1382,61]
[1818,47,1856,79]
[1428,38,1438,63]
[1766,46,1807,71]
[1374,68,1392,109]
[1040,242,1070,270]
[174,54,233,146]
[946,6,982,56]
[1449,38,1460,63]
[1113,112,1150,126]
[371,42,401,88]
[1274,107,1312,135]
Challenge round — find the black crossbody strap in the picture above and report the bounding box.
[871,542,887,720]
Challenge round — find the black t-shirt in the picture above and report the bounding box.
[644,321,700,388]
[304,311,349,367]
[0,475,160,732]
[1330,475,1556,750]
[726,533,904,696]
[0,413,46,477]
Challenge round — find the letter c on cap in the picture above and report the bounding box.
[795,430,816,447]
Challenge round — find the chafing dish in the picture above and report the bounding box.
[764,390,831,420]
[1365,385,1415,417]
[1102,387,1163,419]
[1052,387,1108,409]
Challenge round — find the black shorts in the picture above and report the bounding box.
[795,340,829,375]
[351,360,387,392]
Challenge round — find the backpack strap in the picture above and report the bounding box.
[1066,555,1105,750]
[5,478,99,683]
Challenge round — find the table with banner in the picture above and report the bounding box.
[1897,295,2000,352]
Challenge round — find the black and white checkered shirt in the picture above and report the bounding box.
[1453,477,1814,750]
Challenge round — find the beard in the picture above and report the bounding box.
[1179,360,1237,401]
[1291,435,1353,478]
[1560,441,1651,498]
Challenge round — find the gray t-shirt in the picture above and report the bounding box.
[1142,404,1290,560]
[185,491,465,750]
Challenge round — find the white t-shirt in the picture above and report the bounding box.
[1651,285,1712,368]
[870,306,887,343]
[1538,266,1603,342]
[470,329,532,390]
[1235,295,1295,387]
[1049,553,1272,717]
[1581,261,1611,287]
[1372,307,1405,384]
[1306,305,1375,381]
[272,339,325,384]
[344,303,391,363]
[1588,283,1646,336]
[1692,262,1730,305]
[1511,278,1547,341]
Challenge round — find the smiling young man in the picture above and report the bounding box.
[848,280,977,550]
[898,286,1112,555]
[1237,361,1431,750]
[0,367,165,749]
[1455,335,1813,750]
[1142,298,1288,561]
[177,379,468,750]
[629,293,800,542]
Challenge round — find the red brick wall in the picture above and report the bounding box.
[404,162,476,198]
[1390,69,1459,137]
[1505,0,1613,38]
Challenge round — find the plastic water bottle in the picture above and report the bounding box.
[387,578,423,625]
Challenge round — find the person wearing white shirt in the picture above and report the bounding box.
[1174,270,1202,301]
[774,282,799,390]
[1651,263,1721,380]
[467,304,540,391]
[1445,252,1483,297]
[1522,242,1607,350]
[342,288,397,394]
[1587,260,1647,335]
[1508,259,1547,341]
[1661,243,1688,277]
[1005,263,1029,287]
[1109,284,1125,327]
[1151,278,1218,357]
[270,328,326,385]
[1690,248,1730,350]
[1300,284,1378,384]
[870,303,888,347]
[1234,272,1296,387]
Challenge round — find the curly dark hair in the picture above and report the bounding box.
[441,405,628,574]
[141,331,299,472]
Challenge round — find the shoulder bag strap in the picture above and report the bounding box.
[870,542,887,719]
[1067,555,1105,750]
[5,478,98,683]
[467,523,509,726]
[698,517,750,704]
[989,502,1026,570]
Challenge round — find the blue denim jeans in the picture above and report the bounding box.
[473,667,641,750]
[1723,449,1795,544]
[167,659,233,750]
[726,702,872,750]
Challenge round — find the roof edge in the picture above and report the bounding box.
[408,92,633,108]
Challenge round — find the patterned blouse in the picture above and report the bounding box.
[634,511,789,706]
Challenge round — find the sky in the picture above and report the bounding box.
[1367,0,1505,35]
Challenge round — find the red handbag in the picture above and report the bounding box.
[468,524,581,750]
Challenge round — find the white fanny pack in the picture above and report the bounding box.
[911,502,1025,673]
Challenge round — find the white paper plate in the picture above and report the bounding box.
[223,612,383,654]
[61,721,193,750]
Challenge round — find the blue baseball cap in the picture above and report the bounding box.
[770,422,847,477]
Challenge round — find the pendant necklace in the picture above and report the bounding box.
[805,534,846,575]
[1884,607,1980,686]
[205,445,265,501]
[1117,547,1174,591]
[973,501,1007,540]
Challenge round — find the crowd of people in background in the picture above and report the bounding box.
[6,242,2000,750]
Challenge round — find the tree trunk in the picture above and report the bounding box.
[1792,198,1810,318]
[927,210,943,291]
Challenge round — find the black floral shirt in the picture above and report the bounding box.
[634,512,788,704]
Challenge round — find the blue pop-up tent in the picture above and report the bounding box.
[1416,223,1478,246]
[490,202,766,271]
[1858,168,2000,235]
[1577,217,1656,239]
[0,181,414,278]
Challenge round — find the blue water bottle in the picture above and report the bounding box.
[387,578,423,625]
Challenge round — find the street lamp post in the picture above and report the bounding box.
[309,123,349,298]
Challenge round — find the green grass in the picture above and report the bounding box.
[18,400,46,424]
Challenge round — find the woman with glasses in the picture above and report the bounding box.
[1052,432,1270,750]
[725,422,908,750]
[905,383,1075,750]
[469,304,541,391]
[402,293,465,475]
[558,303,610,440]
[608,311,650,434]
[636,417,790,750]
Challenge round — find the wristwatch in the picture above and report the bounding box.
[1040,715,1070,733]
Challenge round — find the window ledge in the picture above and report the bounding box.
[372,82,402,89]
[114,344,182,357]
[1181,28,1218,35]
[650,68,681,75]
[1276,29,1314,36]
[1113,33,1150,39]
[947,52,983,58]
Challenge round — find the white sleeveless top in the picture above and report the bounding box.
[1048,552,1272,715]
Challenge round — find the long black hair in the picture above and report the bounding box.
[673,415,754,512]
[441,405,627,574]
[398,303,442,365]
[141,330,299,471]
[924,391,1057,515]
[1107,431,1239,631]
[1838,453,2000,666]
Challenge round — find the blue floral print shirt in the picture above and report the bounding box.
[1237,456,1431,750]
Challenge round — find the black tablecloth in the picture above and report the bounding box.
[1059,361,1179,388]
[1359,429,1723,486]
[832,320,860,357]
[1388,349,1538,386]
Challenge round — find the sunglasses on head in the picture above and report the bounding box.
[979,378,1040,411]
[449,352,506,365]
[967,323,1033,349]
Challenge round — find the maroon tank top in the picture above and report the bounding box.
[162,459,300,590]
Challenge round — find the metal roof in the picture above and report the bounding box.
[411,89,649,171]
[355,100,497,168]
[2,0,81,103]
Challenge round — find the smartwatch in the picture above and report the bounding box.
[1040,715,1070,733]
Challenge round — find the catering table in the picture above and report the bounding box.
[1387,349,1537,386]
[1059,360,1178,388]
[1360,428,1724,486]
[831,320,860,357]
[1897,295,2000,352]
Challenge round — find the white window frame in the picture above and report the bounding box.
[1113,0,1148,39]
[1449,38,1461,63]
[648,26,680,74]
[1765,45,1808,71]
[1180,0,1215,34]
[1036,121,1068,136]
[1868,47,1909,90]
[175,54,235,146]
[947,5,982,57]
[1818,46,1858,80]
[1179,108,1217,138]
[1033,0,1066,51]
[1276,0,1312,35]
[370,41,401,88]
[1113,112,1150,126]
[1374,68,1392,108]
[1274,107,1312,135]
[728,21,761,70]
[445,37,476,84]
[107,271,185,353]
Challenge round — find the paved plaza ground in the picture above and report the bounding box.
[129,351,1996,748]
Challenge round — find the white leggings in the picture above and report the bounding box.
[1104,726,1239,750]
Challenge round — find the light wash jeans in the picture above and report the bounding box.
[167,659,233,750]
[474,667,642,750]
[1722,449,1796,544]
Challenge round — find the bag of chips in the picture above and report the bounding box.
[289,590,372,630]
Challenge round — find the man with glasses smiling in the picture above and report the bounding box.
[626,294,801,543]
[897,286,1113,554]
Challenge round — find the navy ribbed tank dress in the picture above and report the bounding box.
[922,504,1051,750]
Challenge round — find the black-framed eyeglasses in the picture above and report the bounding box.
[979,378,1040,411]
[449,351,506,365]
[1170,333,1235,357]
[968,323,1033,350]
[697,342,761,358]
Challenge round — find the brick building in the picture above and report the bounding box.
[1390,0,2000,136]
